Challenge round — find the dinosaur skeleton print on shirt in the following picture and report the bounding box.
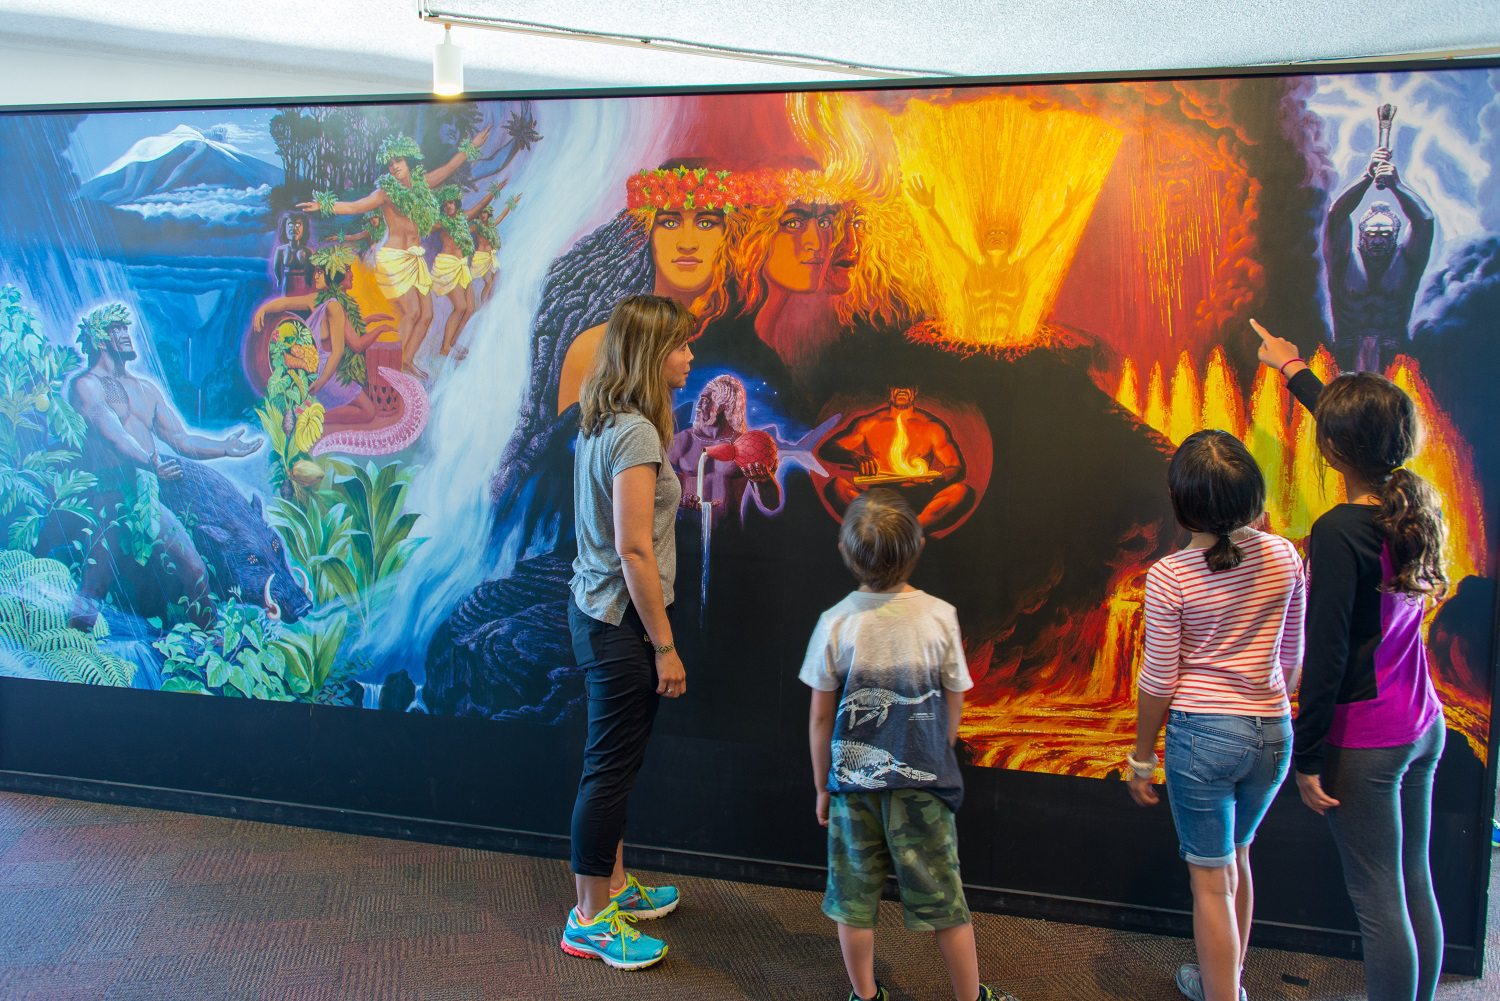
[800,589,974,811]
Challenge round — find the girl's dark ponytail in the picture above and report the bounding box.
[1204,533,1245,573]
[1314,373,1448,598]
[1376,467,1448,597]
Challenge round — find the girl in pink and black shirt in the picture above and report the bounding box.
[1256,320,1448,1001]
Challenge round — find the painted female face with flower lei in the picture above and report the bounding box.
[628,167,745,301]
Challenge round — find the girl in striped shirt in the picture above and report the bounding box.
[1127,430,1307,1001]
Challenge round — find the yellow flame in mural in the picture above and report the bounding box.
[887,97,1123,350]
[886,409,930,478]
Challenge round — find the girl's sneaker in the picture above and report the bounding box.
[845,983,888,1001]
[1176,963,1247,1001]
[978,986,1022,1000]
[560,901,667,970]
[611,873,680,919]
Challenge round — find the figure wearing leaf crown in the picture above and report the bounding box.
[298,126,491,379]
[432,180,520,362]
[67,303,262,631]
[468,187,520,308]
[253,246,383,438]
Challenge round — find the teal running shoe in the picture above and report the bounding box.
[560,901,667,970]
[611,873,680,920]
[845,983,888,1001]
[978,986,1022,1001]
[1177,964,1247,1001]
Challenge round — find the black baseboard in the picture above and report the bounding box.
[5,768,1479,977]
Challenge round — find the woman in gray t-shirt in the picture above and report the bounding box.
[560,295,694,970]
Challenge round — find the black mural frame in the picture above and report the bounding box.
[1,54,1498,978]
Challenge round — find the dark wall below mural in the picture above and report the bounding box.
[1,674,1492,973]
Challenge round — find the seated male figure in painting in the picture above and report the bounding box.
[67,305,261,631]
[819,387,974,534]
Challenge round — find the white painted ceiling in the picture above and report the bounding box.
[0,0,1497,106]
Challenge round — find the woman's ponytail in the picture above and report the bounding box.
[1376,467,1448,597]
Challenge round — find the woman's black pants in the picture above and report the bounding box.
[568,598,663,878]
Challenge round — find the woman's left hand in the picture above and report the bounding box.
[1127,773,1159,807]
[655,648,686,698]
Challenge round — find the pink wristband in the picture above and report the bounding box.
[1279,357,1305,377]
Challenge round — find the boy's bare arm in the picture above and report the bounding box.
[945,687,964,746]
[808,689,838,826]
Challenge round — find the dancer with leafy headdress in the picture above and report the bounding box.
[469,189,521,306]
[253,246,381,436]
[433,180,520,361]
[298,126,491,379]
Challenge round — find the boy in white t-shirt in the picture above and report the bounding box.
[801,489,1019,1001]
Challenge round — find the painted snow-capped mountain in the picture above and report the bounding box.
[81,125,282,204]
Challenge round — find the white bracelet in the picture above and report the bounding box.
[1125,752,1157,778]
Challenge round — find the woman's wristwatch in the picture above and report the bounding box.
[1125,752,1158,780]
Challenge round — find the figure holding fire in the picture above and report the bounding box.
[819,387,974,533]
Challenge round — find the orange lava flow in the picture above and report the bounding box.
[961,569,1150,777]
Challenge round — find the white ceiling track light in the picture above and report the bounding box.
[433,23,464,96]
[415,1,955,81]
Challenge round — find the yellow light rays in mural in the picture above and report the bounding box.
[1201,348,1246,441]
[1166,351,1203,446]
[889,97,1123,351]
[1115,358,1141,416]
[1128,131,1232,344]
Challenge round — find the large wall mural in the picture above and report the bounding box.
[0,70,1495,779]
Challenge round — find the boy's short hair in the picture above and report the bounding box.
[839,489,923,590]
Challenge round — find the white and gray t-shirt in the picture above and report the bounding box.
[799,589,974,811]
[570,411,682,625]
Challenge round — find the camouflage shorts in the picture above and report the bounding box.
[822,789,971,931]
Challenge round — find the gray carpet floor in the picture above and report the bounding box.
[0,791,1494,1000]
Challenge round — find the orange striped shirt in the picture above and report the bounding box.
[1138,530,1306,715]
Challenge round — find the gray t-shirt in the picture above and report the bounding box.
[799,589,974,811]
[570,411,681,625]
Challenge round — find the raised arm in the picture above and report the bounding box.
[464,179,505,220]
[426,125,493,188]
[1324,170,1375,292]
[297,190,384,217]
[1385,169,1435,272]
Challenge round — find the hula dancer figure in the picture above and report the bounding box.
[252,247,381,434]
[433,181,512,361]
[298,127,490,379]
[470,190,520,307]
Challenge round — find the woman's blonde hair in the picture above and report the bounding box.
[578,294,695,450]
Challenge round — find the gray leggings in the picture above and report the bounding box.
[1322,720,1446,1001]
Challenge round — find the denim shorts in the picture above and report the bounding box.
[1164,710,1292,868]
